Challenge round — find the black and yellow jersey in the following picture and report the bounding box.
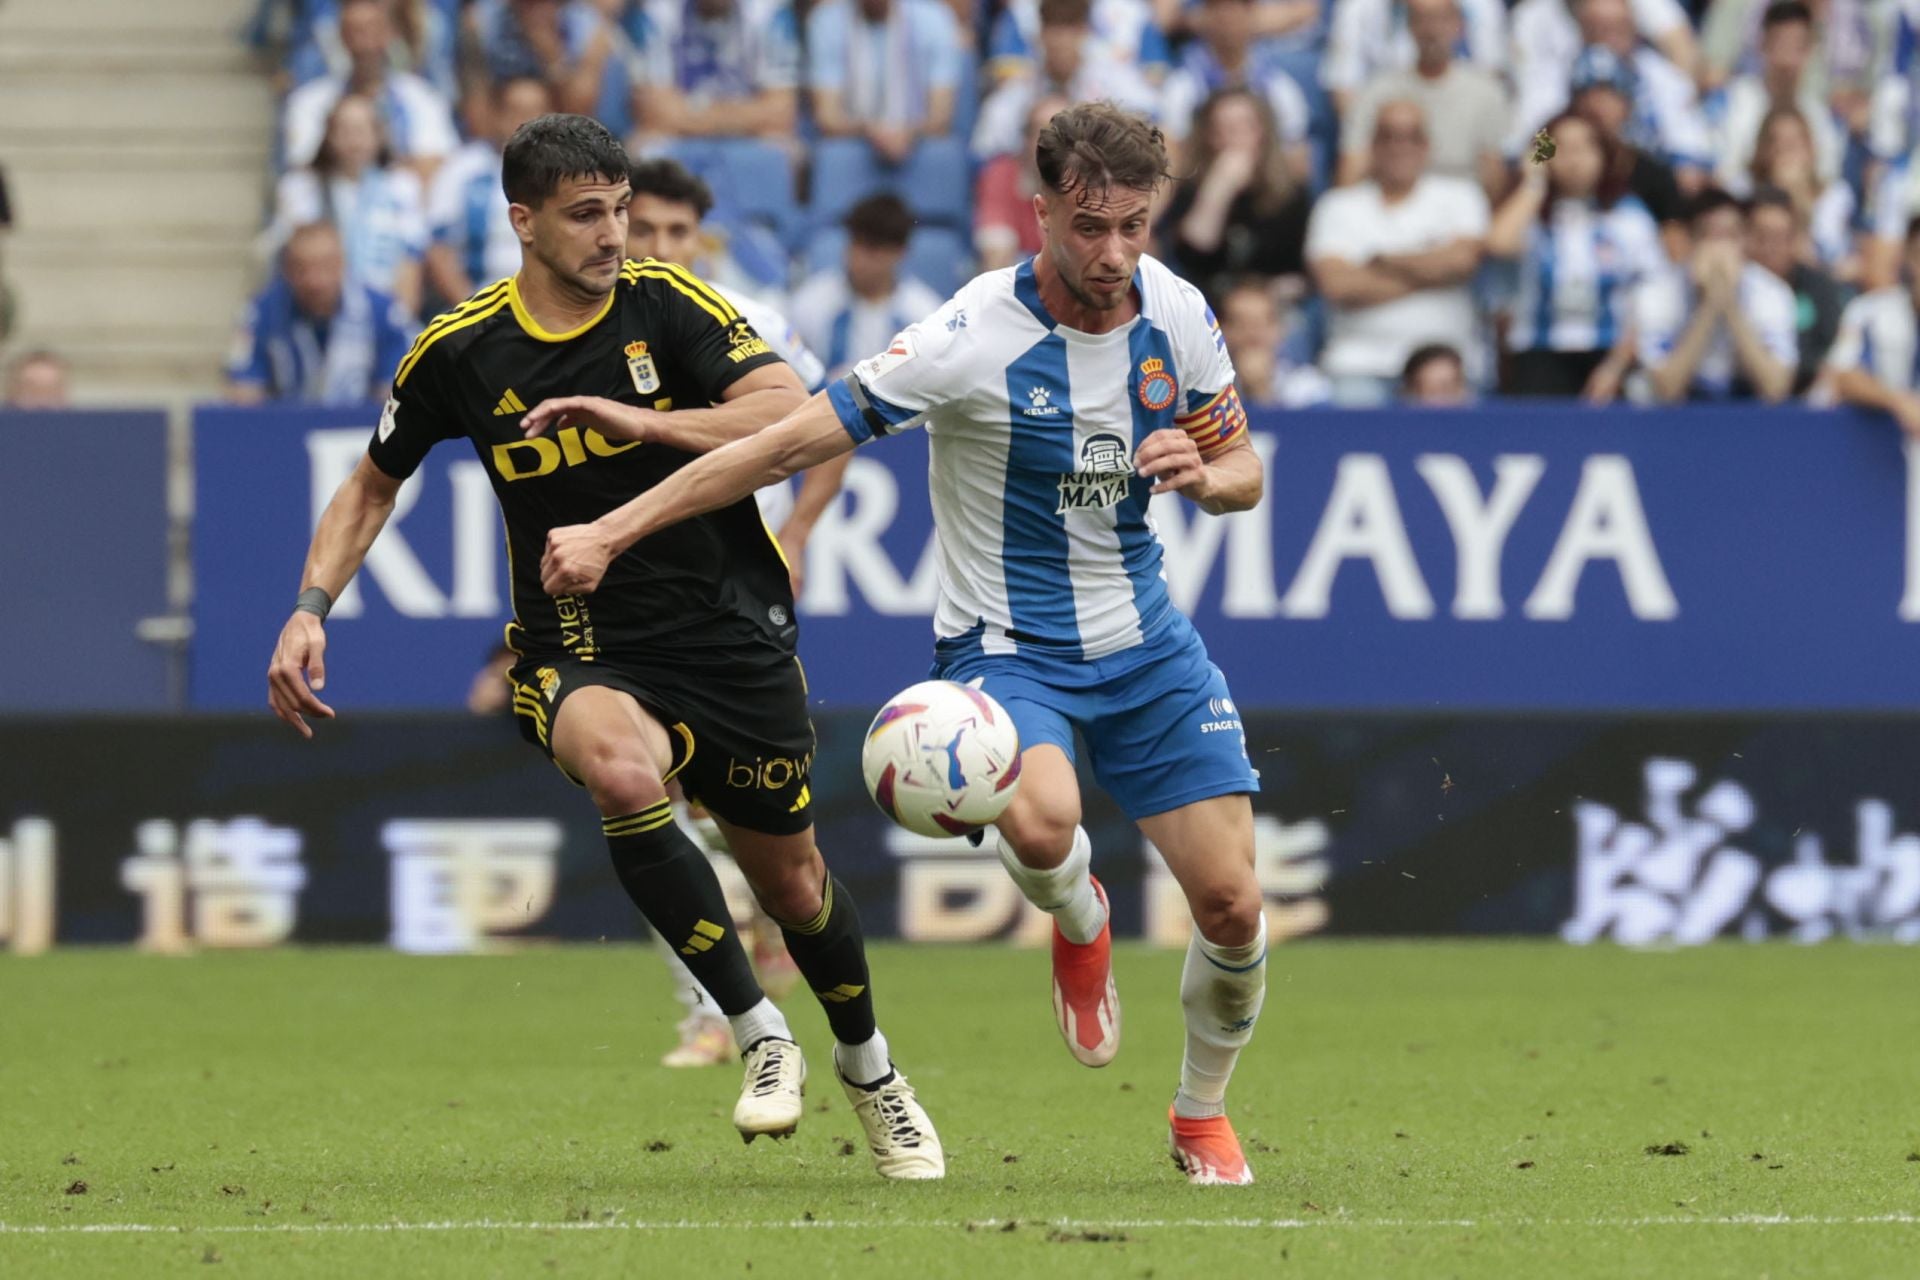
[367,259,795,668]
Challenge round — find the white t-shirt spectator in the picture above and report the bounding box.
[789,269,944,379]
[281,73,460,170]
[1634,262,1798,396]
[1341,65,1510,186]
[1322,0,1508,97]
[426,141,520,290]
[1823,286,1920,390]
[971,57,1161,160]
[1507,197,1666,352]
[807,0,961,129]
[1510,0,1691,148]
[1159,44,1311,145]
[1712,77,1845,189]
[1306,174,1492,379]
[268,168,428,305]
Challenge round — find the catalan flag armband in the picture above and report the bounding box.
[1174,385,1249,460]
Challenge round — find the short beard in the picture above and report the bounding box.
[1049,249,1124,312]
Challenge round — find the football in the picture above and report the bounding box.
[861,680,1023,837]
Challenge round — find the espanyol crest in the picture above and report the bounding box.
[625,339,660,394]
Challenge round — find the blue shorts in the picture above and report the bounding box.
[929,617,1260,823]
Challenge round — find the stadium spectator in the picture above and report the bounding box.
[973,92,1070,270]
[1699,0,1877,106]
[1711,2,1843,194]
[1321,0,1506,118]
[2,350,70,410]
[226,222,416,406]
[1825,217,1920,434]
[807,0,962,164]
[425,76,555,306]
[1400,342,1473,404]
[268,93,429,318]
[1160,87,1312,301]
[972,0,1160,160]
[1635,187,1797,403]
[1336,0,1510,200]
[986,0,1171,84]
[282,0,460,175]
[1510,0,1699,149]
[1305,100,1490,406]
[1215,277,1330,407]
[1487,111,1663,400]
[1570,62,1687,240]
[1745,187,1843,394]
[280,0,460,97]
[1744,106,1857,276]
[468,0,624,126]
[790,195,942,378]
[1158,0,1310,175]
[1554,27,1712,190]
[627,0,802,146]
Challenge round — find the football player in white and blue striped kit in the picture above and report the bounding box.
[1826,217,1920,436]
[536,103,1271,1185]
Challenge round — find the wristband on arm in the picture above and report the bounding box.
[293,586,333,620]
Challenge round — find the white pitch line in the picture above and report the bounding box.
[1,1215,1917,1237]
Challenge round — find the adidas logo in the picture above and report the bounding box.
[679,919,725,956]
[788,784,811,814]
[815,983,867,1004]
[491,388,528,416]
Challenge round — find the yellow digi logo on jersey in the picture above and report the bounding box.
[625,339,661,394]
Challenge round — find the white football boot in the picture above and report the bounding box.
[838,1068,946,1180]
[733,1037,806,1142]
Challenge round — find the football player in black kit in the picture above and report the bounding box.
[266,114,942,1179]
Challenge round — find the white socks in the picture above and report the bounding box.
[729,998,792,1052]
[1173,915,1267,1120]
[833,1029,893,1088]
[653,932,718,1019]
[997,825,1107,944]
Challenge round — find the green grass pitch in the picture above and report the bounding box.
[3,941,1917,1278]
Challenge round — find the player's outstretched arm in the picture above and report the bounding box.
[519,365,809,456]
[266,454,406,738]
[541,392,855,596]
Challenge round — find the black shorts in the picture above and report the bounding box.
[507,652,816,836]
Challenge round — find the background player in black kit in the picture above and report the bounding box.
[265,114,943,1180]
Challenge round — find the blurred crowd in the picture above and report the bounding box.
[36,0,1920,423]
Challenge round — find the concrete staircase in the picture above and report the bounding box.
[0,0,274,404]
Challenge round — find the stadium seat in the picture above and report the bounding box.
[665,139,800,249]
[809,137,888,231]
[899,137,971,230]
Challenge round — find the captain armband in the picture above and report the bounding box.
[1174,385,1249,460]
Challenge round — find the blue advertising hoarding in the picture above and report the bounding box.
[190,403,1920,711]
[0,410,171,710]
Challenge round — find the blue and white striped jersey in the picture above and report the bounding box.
[1508,196,1666,353]
[827,255,1245,661]
[1824,287,1920,391]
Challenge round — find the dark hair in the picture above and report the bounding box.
[1539,110,1630,218]
[502,114,630,208]
[1038,0,1093,26]
[1036,100,1171,202]
[844,193,914,247]
[1682,185,1742,229]
[313,93,393,175]
[628,157,713,220]
[1906,214,1920,248]
[1401,343,1463,388]
[1745,184,1798,227]
[1761,0,1812,30]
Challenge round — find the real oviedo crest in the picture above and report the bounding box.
[625,340,660,395]
[1137,357,1177,411]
